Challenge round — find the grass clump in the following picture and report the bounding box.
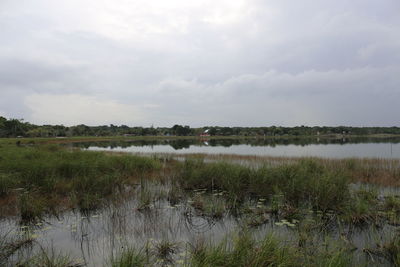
[137,185,155,211]
[0,174,15,196]
[384,196,400,213]
[18,191,47,222]
[111,248,148,267]
[111,240,179,267]
[382,235,400,265]
[190,233,299,267]
[308,247,352,267]
[364,234,400,265]
[191,194,226,219]
[341,188,380,225]
[153,240,179,264]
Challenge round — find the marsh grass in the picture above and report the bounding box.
[339,187,382,226]
[3,139,400,266]
[364,234,400,265]
[18,190,47,223]
[0,233,34,265]
[307,246,352,267]
[109,232,357,267]
[110,240,179,267]
[137,184,155,211]
[159,152,400,187]
[382,235,400,265]
[190,194,227,219]
[111,248,148,267]
[385,196,400,213]
[167,182,184,206]
[178,159,351,215]
[0,143,161,221]
[0,174,15,196]
[0,232,77,266]
[153,239,179,264]
[189,232,299,267]
[16,247,84,267]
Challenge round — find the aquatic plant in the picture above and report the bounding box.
[153,239,179,264]
[341,188,381,226]
[178,159,350,214]
[111,248,148,267]
[191,194,226,219]
[20,248,83,267]
[18,190,46,222]
[0,234,34,265]
[384,196,400,213]
[189,233,299,267]
[0,143,161,220]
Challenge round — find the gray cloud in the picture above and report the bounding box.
[1,0,399,126]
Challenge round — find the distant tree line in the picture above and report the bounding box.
[1,116,400,138]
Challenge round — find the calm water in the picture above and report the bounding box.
[73,137,400,158]
[3,137,400,266]
[2,184,397,267]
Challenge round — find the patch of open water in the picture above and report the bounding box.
[2,182,400,266]
[73,137,400,159]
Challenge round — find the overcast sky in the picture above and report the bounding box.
[1,0,399,127]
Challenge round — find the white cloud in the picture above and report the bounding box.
[1,0,400,126]
[148,66,400,126]
[24,94,147,126]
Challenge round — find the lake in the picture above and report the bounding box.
[3,137,400,266]
[72,137,400,158]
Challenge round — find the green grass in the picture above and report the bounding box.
[176,158,400,231]
[364,234,400,266]
[20,250,80,267]
[0,173,15,196]
[0,230,356,267]
[99,231,358,266]
[385,196,400,213]
[153,239,179,264]
[340,188,381,225]
[178,159,350,214]
[0,143,161,221]
[382,235,400,265]
[189,233,300,267]
[2,138,400,266]
[111,248,148,267]
[191,194,227,219]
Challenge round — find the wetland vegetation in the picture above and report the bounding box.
[1,137,400,266]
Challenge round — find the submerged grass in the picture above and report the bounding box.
[0,233,34,265]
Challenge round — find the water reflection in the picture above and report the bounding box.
[70,137,400,158]
[2,183,399,266]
